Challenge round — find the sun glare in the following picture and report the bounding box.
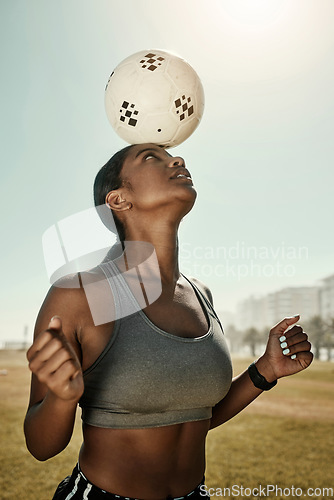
[220,0,289,25]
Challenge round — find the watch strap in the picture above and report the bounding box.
[248,361,277,391]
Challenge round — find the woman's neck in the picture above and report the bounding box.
[120,220,181,286]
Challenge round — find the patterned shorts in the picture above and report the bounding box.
[52,464,210,500]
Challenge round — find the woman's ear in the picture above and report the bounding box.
[106,190,132,212]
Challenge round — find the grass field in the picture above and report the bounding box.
[0,351,333,500]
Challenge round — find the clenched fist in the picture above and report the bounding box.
[256,315,313,383]
[27,316,84,402]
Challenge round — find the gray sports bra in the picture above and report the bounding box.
[79,262,233,429]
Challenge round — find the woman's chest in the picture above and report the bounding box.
[142,292,209,338]
[81,310,232,417]
[80,277,210,371]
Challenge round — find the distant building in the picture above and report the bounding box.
[266,286,320,325]
[236,295,266,331]
[216,310,236,330]
[236,286,320,330]
[320,274,334,320]
[2,341,28,350]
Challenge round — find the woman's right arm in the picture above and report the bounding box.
[24,286,84,461]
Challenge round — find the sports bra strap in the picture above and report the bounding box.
[181,274,224,334]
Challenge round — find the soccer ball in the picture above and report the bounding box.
[104,49,205,148]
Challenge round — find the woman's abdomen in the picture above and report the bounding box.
[79,419,210,499]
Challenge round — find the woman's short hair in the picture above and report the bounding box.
[93,145,134,242]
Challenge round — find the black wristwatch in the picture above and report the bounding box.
[248,362,277,391]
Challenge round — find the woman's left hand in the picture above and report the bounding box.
[256,315,313,382]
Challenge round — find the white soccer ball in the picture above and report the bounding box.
[104,49,205,148]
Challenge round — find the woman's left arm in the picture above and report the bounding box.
[210,315,313,430]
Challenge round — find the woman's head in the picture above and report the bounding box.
[93,145,134,241]
[94,143,196,242]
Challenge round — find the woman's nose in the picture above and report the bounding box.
[169,156,185,167]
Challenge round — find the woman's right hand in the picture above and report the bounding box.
[27,316,84,403]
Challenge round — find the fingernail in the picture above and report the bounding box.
[283,348,290,355]
[279,335,286,342]
[291,354,297,359]
[280,342,288,349]
[294,314,300,318]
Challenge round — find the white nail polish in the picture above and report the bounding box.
[283,348,290,355]
[279,335,286,342]
[291,354,297,359]
[280,342,288,349]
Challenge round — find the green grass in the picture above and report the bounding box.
[205,357,334,499]
[0,351,333,499]
[0,350,83,499]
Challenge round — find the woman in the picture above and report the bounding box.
[24,143,313,500]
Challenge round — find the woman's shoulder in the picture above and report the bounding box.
[39,273,85,323]
[43,268,104,323]
[50,272,85,299]
[51,266,105,293]
[185,275,213,305]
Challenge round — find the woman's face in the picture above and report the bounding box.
[119,143,197,213]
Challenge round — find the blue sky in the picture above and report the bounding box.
[1,0,333,343]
